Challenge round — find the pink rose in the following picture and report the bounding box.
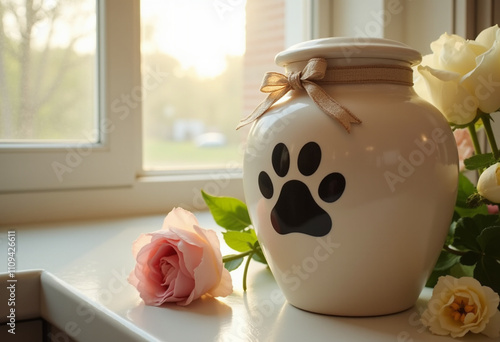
[487,204,499,215]
[128,208,233,306]
[453,128,474,171]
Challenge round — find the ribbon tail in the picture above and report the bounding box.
[236,86,290,130]
[303,83,362,133]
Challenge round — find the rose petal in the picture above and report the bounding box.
[208,267,233,298]
[462,40,500,113]
[481,310,500,338]
[475,24,500,49]
[162,207,200,233]
[131,233,153,258]
[414,66,477,125]
[439,38,480,74]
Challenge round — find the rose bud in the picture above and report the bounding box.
[477,162,500,203]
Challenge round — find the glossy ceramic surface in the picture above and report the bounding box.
[242,38,459,316]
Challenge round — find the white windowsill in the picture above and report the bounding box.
[0,213,492,341]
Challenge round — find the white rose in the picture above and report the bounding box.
[426,33,486,75]
[414,25,500,124]
[413,65,478,125]
[461,39,500,113]
[421,276,500,338]
[477,162,500,203]
[475,24,500,49]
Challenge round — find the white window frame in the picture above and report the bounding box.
[0,0,140,193]
[1,0,491,225]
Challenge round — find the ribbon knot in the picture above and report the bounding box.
[237,57,362,133]
[288,71,304,90]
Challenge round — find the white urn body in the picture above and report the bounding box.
[242,38,459,316]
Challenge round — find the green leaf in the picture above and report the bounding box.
[476,226,500,259]
[426,268,449,288]
[426,249,460,287]
[445,221,457,246]
[223,230,258,253]
[223,256,244,271]
[453,215,500,251]
[464,152,496,170]
[455,173,477,208]
[474,256,500,309]
[454,205,489,218]
[449,262,474,278]
[201,190,252,231]
[454,173,489,217]
[251,241,268,265]
[460,251,479,266]
[434,249,461,271]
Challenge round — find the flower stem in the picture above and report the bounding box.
[242,250,255,292]
[222,250,253,263]
[443,244,467,256]
[468,123,482,156]
[481,114,500,160]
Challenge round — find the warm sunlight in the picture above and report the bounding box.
[141,0,246,79]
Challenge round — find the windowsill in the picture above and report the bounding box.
[0,213,491,341]
[0,175,245,225]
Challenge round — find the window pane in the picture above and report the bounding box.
[141,0,286,170]
[0,0,96,143]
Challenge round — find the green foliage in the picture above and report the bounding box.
[222,255,244,272]
[454,173,489,217]
[464,152,496,171]
[201,190,252,231]
[202,190,267,291]
[429,211,500,308]
[430,110,500,309]
[223,230,257,252]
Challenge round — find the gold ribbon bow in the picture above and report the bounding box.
[236,58,362,133]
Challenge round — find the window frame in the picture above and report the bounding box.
[0,0,141,193]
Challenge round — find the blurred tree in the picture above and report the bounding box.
[0,0,95,140]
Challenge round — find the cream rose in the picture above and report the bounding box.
[414,65,478,125]
[426,33,486,74]
[477,162,500,203]
[414,25,500,125]
[461,38,500,113]
[421,276,500,338]
[128,207,233,306]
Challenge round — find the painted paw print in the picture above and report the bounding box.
[258,142,346,237]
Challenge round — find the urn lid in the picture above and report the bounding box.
[275,37,422,67]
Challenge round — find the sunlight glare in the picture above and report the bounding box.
[141,0,246,79]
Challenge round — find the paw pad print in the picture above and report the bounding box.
[258,142,346,237]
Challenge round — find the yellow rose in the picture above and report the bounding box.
[421,276,500,338]
[477,162,500,203]
[414,65,478,125]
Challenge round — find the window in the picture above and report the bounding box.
[0,0,139,193]
[0,0,96,142]
[140,0,247,170]
[1,0,496,225]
